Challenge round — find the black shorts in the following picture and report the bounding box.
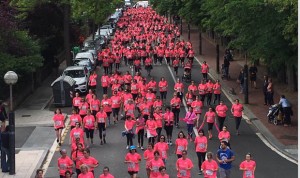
[112,108,120,116]
[84,128,94,138]
[106,112,112,117]
[128,171,138,175]
[207,123,214,130]
[55,127,64,131]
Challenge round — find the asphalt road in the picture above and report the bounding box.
[44,59,297,178]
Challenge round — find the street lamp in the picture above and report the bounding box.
[3,71,18,175]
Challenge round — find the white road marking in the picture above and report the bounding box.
[256,133,298,165]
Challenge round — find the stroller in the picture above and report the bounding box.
[267,104,284,125]
[182,66,192,83]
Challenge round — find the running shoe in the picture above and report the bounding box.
[126,145,129,149]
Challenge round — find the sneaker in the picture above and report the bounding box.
[100,141,103,145]
[198,171,202,175]
[236,131,240,135]
[169,141,172,146]
[138,145,141,148]
[126,145,129,149]
[103,138,106,144]
[141,146,144,150]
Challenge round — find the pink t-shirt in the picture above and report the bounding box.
[154,142,169,159]
[205,111,216,123]
[240,160,256,178]
[53,114,65,129]
[70,114,82,127]
[231,103,243,117]
[215,104,228,117]
[157,174,170,178]
[201,160,218,178]
[78,172,94,178]
[175,138,188,155]
[99,173,114,178]
[125,120,136,130]
[83,115,96,129]
[149,158,165,178]
[176,158,193,178]
[194,136,207,153]
[78,156,98,172]
[57,156,73,176]
[125,153,141,172]
[218,131,230,142]
[144,149,155,168]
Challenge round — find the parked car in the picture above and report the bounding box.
[73,58,93,72]
[102,24,115,33]
[134,1,149,8]
[62,66,89,94]
[95,29,111,42]
[75,52,96,65]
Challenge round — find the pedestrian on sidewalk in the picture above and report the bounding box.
[237,68,245,94]
[278,95,292,127]
[223,55,230,80]
[239,153,256,178]
[1,126,10,173]
[53,108,65,146]
[231,99,244,135]
[263,75,269,105]
[267,78,274,105]
[201,61,209,80]
[215,101,228,131]
[249,64,258,89]
[216,141,235,178]
[0,100,8,130]
[194,129,207,175]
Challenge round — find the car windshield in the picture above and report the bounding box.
[64,69,85,78]
[74,59,90,66]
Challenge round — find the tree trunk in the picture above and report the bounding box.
[287,64,296,91]
[63,2,71,66]
[198,26,202,55]
[187,23,190,40]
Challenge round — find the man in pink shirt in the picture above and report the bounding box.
[99,166,115,178]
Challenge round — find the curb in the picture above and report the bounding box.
[41,95,53,110]
[193,56,298,164]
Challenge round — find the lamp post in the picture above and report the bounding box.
[3,71,18,175]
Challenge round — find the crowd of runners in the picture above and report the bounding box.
[52,6,256,178]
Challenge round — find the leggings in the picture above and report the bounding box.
[103,87,108,95]
[200,94,206,102]
[160,91,167,100]
[218,117,226,131]
[148,137,155,145]
[196,152,206,170]
[137,129,144,147]
[126,133,134,146]
[206,93,212,106]
[156,127,162,142]
[164,125,173,137]
[235,117,242,130]
[172,108,180,125]
[97,123,106,140]
[214,94,221,104]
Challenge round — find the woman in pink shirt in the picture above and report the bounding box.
[88,71,97,91]
[201,152,218,178]
[175,131,188,159]
[70,122,85,149]
[215,101,228,131]
[157,166,169,178]
[57,149,73,177]
[79,98,89,118]
[136,115,145,150]
[53,108,64,146]
[144,143,155,178]
[72,143,84,176]
[95,106,107,145]
[124,115,136,149]
[83,110,96,147]
[201,107,217,139]
[194,129,207,175]
[218,125,231,147]
[78,164,94,178]
[153,108,163,141]
[101,94,112,125]
[70,109,82,130]
[146,115,158,145]
[191,95,203,128]
[163,107,174,145]
[149,151,165,178]
[124,145,141,178]
[182,107,197,141]
[231,99,244,135]
[158,77,168,104]
[239,153,256,178]
[78,148,98,175]
[99,166,114,178]
[154,135,169,164]
[90,94,100,117]
[176,150,193,178]
[201,61,209,80]
[213,80,221,104]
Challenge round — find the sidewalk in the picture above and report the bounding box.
[0,65,67,177]
[180,22,298,161]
